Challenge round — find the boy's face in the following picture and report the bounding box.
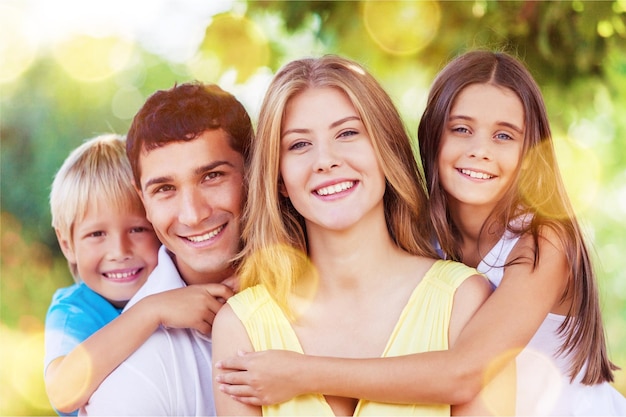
[136,129,245,286]
[59,200,160,308]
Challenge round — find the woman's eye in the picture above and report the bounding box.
[288,141,309,151]
[338,129,358,138]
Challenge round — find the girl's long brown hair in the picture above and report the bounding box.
[418,50,617,384]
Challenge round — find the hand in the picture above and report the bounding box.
[145,283,235,334]
[215,350,305,406]
[221,274,239,293]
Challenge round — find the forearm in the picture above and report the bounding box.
[300,351,480,405]
[45,299,160,412]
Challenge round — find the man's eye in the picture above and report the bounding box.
[155,184,174,193]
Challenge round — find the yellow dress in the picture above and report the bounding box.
[228,260,481,416]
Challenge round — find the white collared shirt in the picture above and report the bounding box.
[81,246,216,416]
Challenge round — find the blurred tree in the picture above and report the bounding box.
[246,1,626,84]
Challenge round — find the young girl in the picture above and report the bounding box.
[44,134,230,415]
[211,55,492,416]
[215,51,626,415]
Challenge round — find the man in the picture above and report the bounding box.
[82,82,253,415]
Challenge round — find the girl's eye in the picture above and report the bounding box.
[452,126,470,134]
[495,132,514,141]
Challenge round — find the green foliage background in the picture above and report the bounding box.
[1,1,625,414]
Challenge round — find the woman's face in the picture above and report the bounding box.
[438,83,525,213]
[279,87,386,234]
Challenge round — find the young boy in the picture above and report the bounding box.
[44,134,219,415]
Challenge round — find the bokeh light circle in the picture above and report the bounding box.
[362,0,441,56]
[520,136,600,219]
[53,35,135,82]
[0,4,38,83]
[480,347,562,415]
[3,328,51,412]
[111,86,145,120]
[192,13,269,83]
[553,135,601,214]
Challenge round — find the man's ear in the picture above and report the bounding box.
[132,180,143,200]
[55,229,76,264]
[133,180,152,223]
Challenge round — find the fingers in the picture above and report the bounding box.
[217,381,264,406]
[221,275,239,293]
[215,368,251,385]
[218,383,261,403]
[197,283,236,303]
[192,319,213,336]
[234,396,263,407]
[215,351,251,372]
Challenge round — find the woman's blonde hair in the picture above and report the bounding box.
[238,55,436,314]
[50,133,145,280]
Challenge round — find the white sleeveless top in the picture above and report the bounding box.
[477,229,626,415]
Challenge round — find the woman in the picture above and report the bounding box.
[212,55,492,416]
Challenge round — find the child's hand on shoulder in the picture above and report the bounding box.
[143,283,236,334]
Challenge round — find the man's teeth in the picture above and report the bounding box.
[105,269,139,279]
[461,169,493,179]
[316,181,355,196]
[187,225,225,242]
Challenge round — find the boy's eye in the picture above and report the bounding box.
[130,226,149,233]
[204,171,223,181]
[88,231,104,238]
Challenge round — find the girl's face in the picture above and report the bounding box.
[438,83,525,213]
[279,87,386,234]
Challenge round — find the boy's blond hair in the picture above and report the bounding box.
[49,134,146,280]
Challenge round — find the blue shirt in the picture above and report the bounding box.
[44,282,122,416]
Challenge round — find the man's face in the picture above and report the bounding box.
[136,129,245,285]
